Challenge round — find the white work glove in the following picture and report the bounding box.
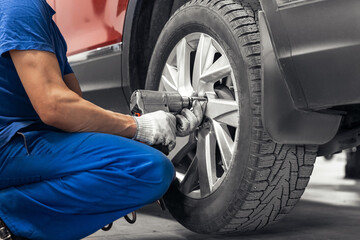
[176,100,205,137]
[133,111,177,151]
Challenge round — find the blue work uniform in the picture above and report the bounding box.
[0,0,174,239]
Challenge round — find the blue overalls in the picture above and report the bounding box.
[0,1,174,239]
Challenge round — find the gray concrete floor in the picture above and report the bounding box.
[84,154,360,240]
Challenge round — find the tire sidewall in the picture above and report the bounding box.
[146,3,254,232]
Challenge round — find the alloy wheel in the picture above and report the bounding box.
[159,33,239,198]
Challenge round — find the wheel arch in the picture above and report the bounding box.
[121,0,189,102]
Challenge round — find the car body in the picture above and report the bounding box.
[46,0,360,234]
[260,0,360,149]
[47,0,187,115]
[48,0,360,158]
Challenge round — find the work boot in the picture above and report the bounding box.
[0,218,12,240]
[0,219,27,240]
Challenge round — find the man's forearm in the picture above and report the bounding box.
[43,88,137,138]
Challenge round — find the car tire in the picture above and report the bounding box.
[146,0,317,234]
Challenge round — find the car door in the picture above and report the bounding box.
[47,0,130,113]
[50,0,127,55]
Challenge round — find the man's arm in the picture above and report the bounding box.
[10,49,136,138]
[63,73,82,97]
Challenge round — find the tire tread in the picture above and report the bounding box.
[192,0,317,233]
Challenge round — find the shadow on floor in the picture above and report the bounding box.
[123,198,360,240]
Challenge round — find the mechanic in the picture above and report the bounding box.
[0,1,204,239]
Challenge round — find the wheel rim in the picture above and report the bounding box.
[159,33,239,199]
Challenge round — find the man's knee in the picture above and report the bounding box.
[77,134,175,203]
[140,150,175,202]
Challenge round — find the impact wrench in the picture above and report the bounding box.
[130,90,207,154]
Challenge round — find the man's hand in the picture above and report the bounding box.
[176,100,205,137]
[133,111,177,151]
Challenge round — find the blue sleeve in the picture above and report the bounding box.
[0,1,55,58]
[64,59,74,75]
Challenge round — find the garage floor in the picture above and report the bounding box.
[84,153,360,240]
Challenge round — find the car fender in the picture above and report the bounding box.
[259,9,341,145]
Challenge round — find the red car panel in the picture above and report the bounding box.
[48,0,129,56]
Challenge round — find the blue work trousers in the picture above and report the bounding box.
[0,128,174,240]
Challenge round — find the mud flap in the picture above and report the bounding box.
[259,11,341,145]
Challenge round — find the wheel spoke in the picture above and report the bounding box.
[205,98,239,127]
[161,63,178,91]
[193,34,212,91]
[200,55,231,83]
[196,128,217,197]
[176,38,193,96]
[169,136,191,161]
[213,121,234,170]
[179,155,199,194]
[204,44,218,75]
